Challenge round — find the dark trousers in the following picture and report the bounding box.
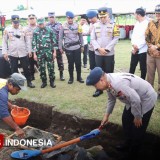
[9,56,31,81]
[88,50,96,70]
[129,52,147,80]
[65,48,81,76]
[122,107,154,152]
[29,53,38,77]
[56,49,64,71]
[95,55,114,73]
[83,44,88,65]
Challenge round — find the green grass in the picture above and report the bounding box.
[1,39,159,135]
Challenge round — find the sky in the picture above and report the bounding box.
[0,0,159,18]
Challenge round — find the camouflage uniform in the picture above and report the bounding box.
[47,22,64,72]
[32,26,57,83]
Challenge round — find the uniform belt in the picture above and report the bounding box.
[64,41,80,48]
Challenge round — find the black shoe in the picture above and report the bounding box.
[60,71,65,81]
[27,81,35,88]
[84,64,87,68]
[60,75,65,81]
[50,82,56,88]
[93,90,103,97]
[77,77,84,83]
[116,143,130,152]
[68,77,73,84]
[41,83,47,88]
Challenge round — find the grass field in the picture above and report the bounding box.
[1,39,159,135]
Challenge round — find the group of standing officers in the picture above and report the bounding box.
[2,5,160,99]
[1,6,120,96]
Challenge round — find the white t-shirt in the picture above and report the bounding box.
[131,18,149,54]
[82,24,89,45]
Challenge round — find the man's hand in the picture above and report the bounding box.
[60,49,64,54]
[28,52,32,58]
[133,117,142,128]
[81,46,84,53]
[33,53,37,61]
[10,105,19,110]
[100,113,110,128]
[132,44,139,54]
[98,48,107,55]
[3,54,9,61]
[149,45,158,52]
[15,127,25,138]
[53,52,56,60]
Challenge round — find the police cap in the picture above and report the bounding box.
[37,17,45,24]
[11,15,20,24]
[86,10,98,19]
[48,12,55,17]
[66,11,74,18]
[98,7,108,17]
[86,67,104,85]
[155,4,160,13]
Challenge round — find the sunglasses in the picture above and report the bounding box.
[49,16,55,18]
[29,18,35,20]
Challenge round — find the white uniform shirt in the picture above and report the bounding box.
[82,24,89,45]
[131,18,149,54]
[105,73,157,118]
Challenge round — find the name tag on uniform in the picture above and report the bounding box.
[64,29,69,34]
[117,91,126,100]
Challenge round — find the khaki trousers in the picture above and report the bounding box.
[147,54,160,94]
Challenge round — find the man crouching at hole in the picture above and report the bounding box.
[0,73,26,137]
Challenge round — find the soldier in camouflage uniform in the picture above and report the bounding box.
[32,18,57,88]
[46,12,65,81]
[145,4,160,98]
[59,11,84,84]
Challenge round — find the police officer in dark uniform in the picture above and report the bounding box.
[59,11,84,84]
[47,12,65,81]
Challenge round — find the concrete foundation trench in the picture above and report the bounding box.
[0,98,160,160]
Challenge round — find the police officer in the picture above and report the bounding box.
[0,73,26,137]
[24,14,38,81]
[32,18,57,88]
[91,7,119,72]
[86,67,157,159]
[59,11,84,84]
[2,15,35,88]
[86,9,103,97]
[47,12,65,81]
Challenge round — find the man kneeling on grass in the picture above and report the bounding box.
[86,67,157,160]
[0,73,26,137]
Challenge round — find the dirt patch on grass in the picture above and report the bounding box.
[2,98,160,160]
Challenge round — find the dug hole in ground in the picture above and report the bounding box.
[0,98,160,160]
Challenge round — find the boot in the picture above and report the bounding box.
[77,73,84,83]
[60,71,65,81]
[41,80,47,88]
[27,81,35,88]
[50,79,56,88]
[68,72,74,84]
